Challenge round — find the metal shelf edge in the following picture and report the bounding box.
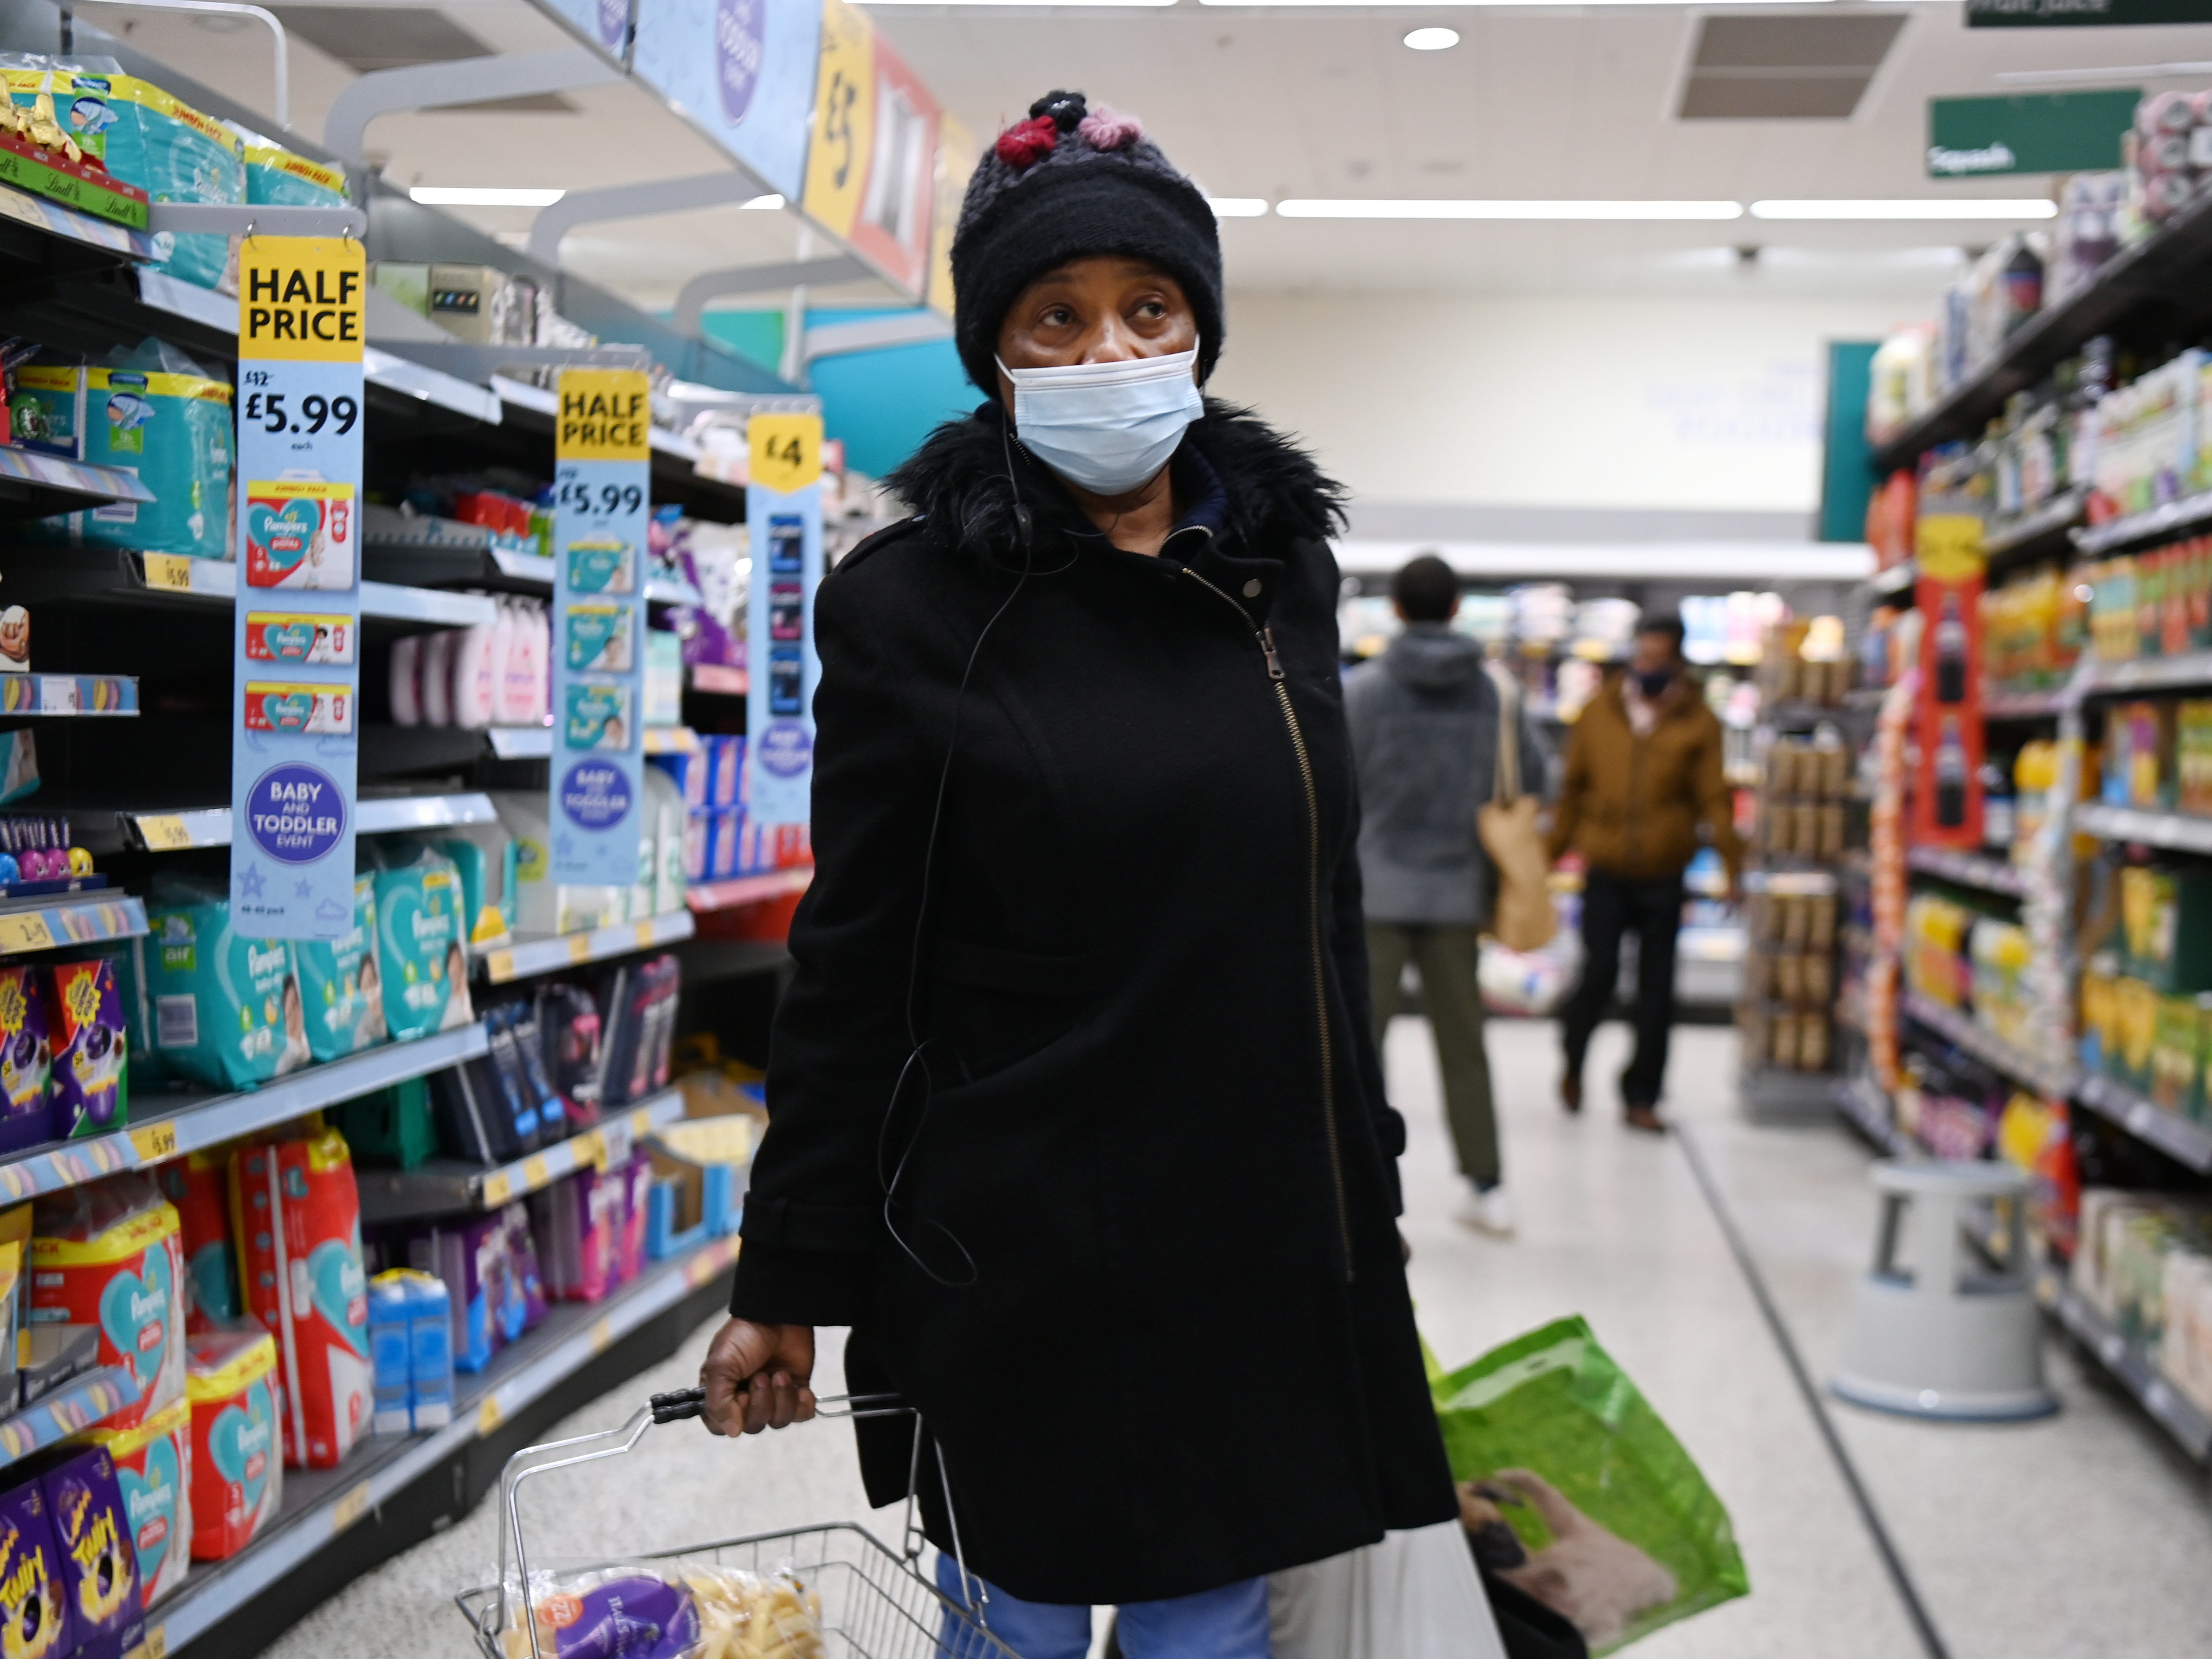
[479,910,696,985]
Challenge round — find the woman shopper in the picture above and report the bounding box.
[698,91,1460,1656]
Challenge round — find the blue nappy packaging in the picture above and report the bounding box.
[31,337,233,561]
[141,879,305,1091]
[237,140,345,208]
[435,830,517,949]
[369,842,473,1043]
[367,1273,411,1435]
[291,871,383,1063]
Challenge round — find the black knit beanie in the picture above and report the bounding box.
[951,90,1223,395]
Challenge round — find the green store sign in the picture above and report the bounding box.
[1969,0,2212,25]
[1927,91,2140,177]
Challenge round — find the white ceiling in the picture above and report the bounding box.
[73,0,2212,310]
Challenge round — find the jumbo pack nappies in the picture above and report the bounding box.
[142,881,307,1093]
[183,1324,278,1560]
[82,1395,190,1612]
[34,340,233,562]
[369,843,473,1043]
[29,1176,186,1432]
[290,872,382,1063]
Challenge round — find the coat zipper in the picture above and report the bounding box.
[1180,566,1355,1282]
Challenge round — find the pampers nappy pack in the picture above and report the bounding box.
[290,872,381,1064]
[38,1443,139,1657]
[0,966,52,1155]
[142,881,305,1092]
[154,1153,236,1329]
[83,1395,189,1613]
[370,843,472,1042]
[229,1129,371,1468]
[49,958,124,1140]
[244,479,356,592]
[183,1324,278,1560]
[239,142,344,209]
[0,1475,74,1659]
[29,1177,185,1432]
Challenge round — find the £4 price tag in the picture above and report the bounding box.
[748,413,823,494]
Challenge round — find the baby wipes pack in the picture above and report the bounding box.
[371,844,472,1042]
[6,66,244,288]
[29,1177,185,1432]
[83,1395,190,1612]
[48,958,125,1140]
[0,966,53,1155]
[142,881,304,1092]
[290,872,382,1063]
[240,143,343,208]
[183,1324,278,1560]
[39,1443,139,1654]
[154,1152,236,1329]
[0,1475,75,1659]
[229,1128,371,1468]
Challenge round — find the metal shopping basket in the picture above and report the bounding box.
[455,1386,1019,1659]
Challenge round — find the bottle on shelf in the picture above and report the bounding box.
[1934,594,1969,705]
[1936,713,1970,829]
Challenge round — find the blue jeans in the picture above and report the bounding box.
[935,1553,1271,1659]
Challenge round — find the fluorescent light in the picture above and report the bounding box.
[1997,62,2212,84]
[1404,25,1459,47]
[1206,197,1270,218]
[1750,198,2056,220]
[1274,199,1744,220]
[1203,0,1825,6]
[863,0,1176,6]
[410,186,565,207]
[742,194,785,210]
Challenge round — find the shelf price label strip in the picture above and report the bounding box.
[230,235,365,941]
[550,370,650,885]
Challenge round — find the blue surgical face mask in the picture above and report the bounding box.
[998,348,1204,497]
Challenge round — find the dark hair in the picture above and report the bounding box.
[1392,554,1460,624]
[1636,612,1686,652]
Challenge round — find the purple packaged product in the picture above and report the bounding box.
[482,1007,547,1153]
[0,1475,76,1659]
[405,1213,509,1372]
[614,1154,651,1286]
[39,1444,137,1657]
[0,965,52,1155]
[534,1573,700,1659]
[504,1201,548,1331]
[536,983,602,1132]
[49,959,124,1140]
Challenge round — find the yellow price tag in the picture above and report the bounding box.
[629,1108,652,1137]
[522,1155,551,1191]
[135,816,194,851]
[554,368,651,463]
[0,914,56,954]
[239,236,365,364]
[634,921,655,949]
[129,1121,180,1164]
[142,554,194,593]
[478,1394,505,1436]
[576,1130,607,1171]
[330,1481,372,1535]
[1915,513,1986,581]
[130,1626,166,1659]
[749,413,823,494]
[482,1170,514,1207]
[485,949,516,983]
[589,1318,612,1355]
[568,932,594,965]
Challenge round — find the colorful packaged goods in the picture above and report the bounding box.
[536,1168,618,1305]
[155,1152,237,1329]
[239,143,343,209]
[48,958,125,1139]
[403,1214,506,1373]
[184,1325,279,1560]
[289,871,383,1063]
[82,1396,191,1610]
[142,881,306,1092]
[0,1475,75,1659]
[615,1155,651,1286]
[29,1177,184,1431]
[2119,863,2212,992]
[0,965,52,1154]
[39,1443,139,1655]
[229,1129,372,1468]
[369,842,472,1043]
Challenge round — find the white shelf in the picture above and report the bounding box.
[646,577,704,606]
[359,582,500,629]
[356,1087,685,1222]
[2051,1277,2212,1462]
[488,725,553,759]
[361,345,504,425]
[491,546,558,585]
[0,1367,140,1471]
[0,1021,488,1204]
[142,1228,743,1659]
[0,445,155,515]
[0,894,147,958]
[2075,490,2212,556]
[686,868,812,913]
[2072,1072,2212,1174]
[1984,688,2070,719]
[1906,844,2025,898]
[478,908,695,985]
[2078,653,2212,696]
[1900,990,2076,1098]
[2074,802,2212,855]
[123,793,499,853]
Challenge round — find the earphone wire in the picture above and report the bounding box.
[875,414,1054,1287]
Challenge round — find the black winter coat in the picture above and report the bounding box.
[728,400,1458,1605]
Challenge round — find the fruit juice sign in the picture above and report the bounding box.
[231,236,363,938]
[549,369,649,884]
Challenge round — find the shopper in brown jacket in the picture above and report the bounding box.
[1548,614,1742,1130]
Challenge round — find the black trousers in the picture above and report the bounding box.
[1559,868,1685,1109]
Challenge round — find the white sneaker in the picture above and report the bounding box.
[1454,1186,1515,1238]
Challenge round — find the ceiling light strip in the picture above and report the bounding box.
[1749,198,2056,220]
[410,186,566,207]
[1274,200,1745,220]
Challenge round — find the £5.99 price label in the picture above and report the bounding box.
[231,236,364,939]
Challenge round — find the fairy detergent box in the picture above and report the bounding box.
[155,1153,237,1328]
[39,1444,139,1656]
[82,1396,189,1610]
[228,1129,371,1468]
[291,871,382,1063]
[0,1476,74,1659]
[142,881,302,1092]
[28,1178,184,1432]
[244,479,356,592]
[5,68,244,288]
[184,1326,278,1560]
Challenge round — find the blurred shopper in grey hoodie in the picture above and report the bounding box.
[1346,554,1546,1237]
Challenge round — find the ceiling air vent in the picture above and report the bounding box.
[270,7,577,110]
[1677,15,1906,121]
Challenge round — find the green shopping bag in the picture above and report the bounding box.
[1429,1316,1749,1654]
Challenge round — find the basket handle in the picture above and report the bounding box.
[651,1387,706,1423]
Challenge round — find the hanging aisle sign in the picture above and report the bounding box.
[550,369,649,885]
[744,412,823,828]
[231,234,364,939]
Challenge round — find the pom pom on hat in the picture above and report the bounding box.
[1078,106,1143,150]
[996,115,1059,170]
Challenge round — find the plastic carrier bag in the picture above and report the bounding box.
[1429,1317,1747,1655]
[500,1561,824,1659]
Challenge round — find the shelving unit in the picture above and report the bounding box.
[2075,491,2212,557]
[1871,562,1916,598]
[686,868,813,913]
[1985,490,2086,566]
[2050,1276,2212,1463]
[1904,844,2025,899]
[1836,1071,1913,1159]
[0,1367,138,1469]
[0,445,156,522]
[2074,802,2212,856]
[121,793,501,853]
[1900,990,2076,1099]
[478,909,696,985]
[2072,1073,2212,1175]
[355,1087,686,1223]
